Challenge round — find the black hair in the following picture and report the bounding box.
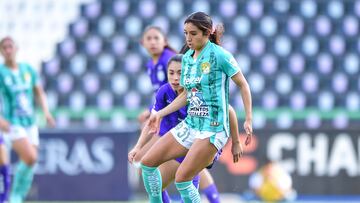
[181,12,224,53]
[0,36,15,47]
[167,54,183,67]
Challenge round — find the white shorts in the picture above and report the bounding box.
[170,121,228,151]
[3,125,39,146]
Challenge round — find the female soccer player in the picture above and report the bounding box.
[129,54,243,202]
[138,26,177,124]
[0,37,55,203]
[141,12,253,203]
[138,27,225,202]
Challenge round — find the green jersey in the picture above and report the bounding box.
[0,63,39,127]
[180,41,240,136]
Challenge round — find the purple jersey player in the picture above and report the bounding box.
[146,48,176,92]
[138,26,177,124]
[152,83,187,137]
[129,55,198,203]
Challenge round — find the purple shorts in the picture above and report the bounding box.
[0,135,4,144]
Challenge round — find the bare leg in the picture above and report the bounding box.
[175,138,218,203]
[141,131,188,167]
[199,169,214,189]
[199,169,221,203]
[140,132,188,202]
[10,138,37,203]
[159,160,180,189]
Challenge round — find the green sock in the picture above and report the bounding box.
[10,161,34,203]
[175,180,201,203]
[140,164,162,203]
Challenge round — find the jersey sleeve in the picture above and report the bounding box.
[219,50,240,77]
[152,85,167,112]
[27,64,40,87]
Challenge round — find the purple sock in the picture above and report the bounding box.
[0,165,10,202]
[192,175,200,189]
[162,190,171,203]
[202,184,220,203]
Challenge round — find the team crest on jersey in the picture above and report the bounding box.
[201,62,211,74]
[188,88,209,117]
[24,72,31,83]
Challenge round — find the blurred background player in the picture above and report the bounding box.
[138,26,177,125]
[248,160,297,202]
[0,37,55,203]
[142,12,252,202]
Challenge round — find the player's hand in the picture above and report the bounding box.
[128,146,141,164]
[231,140,243,163]
[0,118,10,133]
[138,109,150,124]
[45,112,56,128]
[244,119,253,146]
[148,112,161,135]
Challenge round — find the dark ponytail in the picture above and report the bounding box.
[209,24,224,45]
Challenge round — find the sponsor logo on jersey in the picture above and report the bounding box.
[184,75,202,85]
[188,88,209,117]
[24,72,31,83]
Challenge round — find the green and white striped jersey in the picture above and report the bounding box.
[0,63,39,127]
[180,41,240,136]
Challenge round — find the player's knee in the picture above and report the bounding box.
[175,169,193,183]
[22,153,37,166]
[134,152,143,163]
[140,155,157,168]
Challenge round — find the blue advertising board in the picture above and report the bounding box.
[26,131,134,201]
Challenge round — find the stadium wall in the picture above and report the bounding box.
[18,129,360,201]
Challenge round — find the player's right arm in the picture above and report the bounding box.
[129,84,171,163]
[148,89,187,134]
[128,120,154,163]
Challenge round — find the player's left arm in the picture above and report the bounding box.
[231,71,252,145]
[220,51,253,145]
[30,65,55,127]
[34,85,55,127]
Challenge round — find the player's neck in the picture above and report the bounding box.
[193,40,208,60]
[152,55,160,65]
[5,60,17,70]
